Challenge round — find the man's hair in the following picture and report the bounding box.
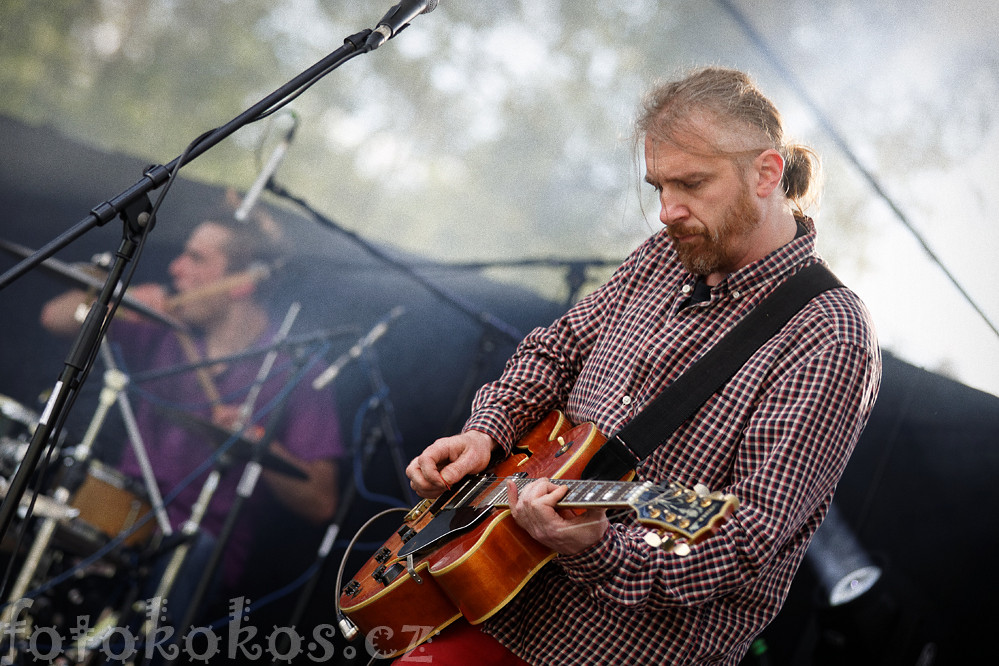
[198,198,290,303]
[637,66,819,209]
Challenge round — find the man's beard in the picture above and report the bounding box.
[670,183,760,277]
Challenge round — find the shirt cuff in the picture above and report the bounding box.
[556,523,628,585]
[463,406,518,454]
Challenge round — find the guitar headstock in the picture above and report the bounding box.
[630,481,738,552]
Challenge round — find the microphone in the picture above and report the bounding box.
[312,307,405,389]
[365,0,440,50]
[235,117,298,221]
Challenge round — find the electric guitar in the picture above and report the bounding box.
[337,411,739,658]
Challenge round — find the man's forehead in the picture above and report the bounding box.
[185,223,231,257]
[645,109,768,157]
[643,134,727,177]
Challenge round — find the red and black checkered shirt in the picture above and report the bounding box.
[465,219,881,665]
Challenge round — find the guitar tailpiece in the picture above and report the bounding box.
[405,554,423,584]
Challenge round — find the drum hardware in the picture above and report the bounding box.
[0,477,78,522]
[0,352,166,664]
[90,345,173,537]
[0,485,71,648]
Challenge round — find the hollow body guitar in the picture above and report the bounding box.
[337,411,738,658]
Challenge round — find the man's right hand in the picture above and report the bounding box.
[40,283,171,336]
[406,430,497,499]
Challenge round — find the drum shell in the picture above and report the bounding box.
[69,461,155,548]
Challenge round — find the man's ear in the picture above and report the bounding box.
[754,149,785,198]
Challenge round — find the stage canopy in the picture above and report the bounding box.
[2,2,998,663]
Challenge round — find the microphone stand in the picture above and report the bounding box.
[0,196,153,570]
[127,327,355,386]
[270,339,413,664]
[0,23,380,545]
[165,304,303,656]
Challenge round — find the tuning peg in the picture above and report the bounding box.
[643,531,663,548]
[643,531,691,557]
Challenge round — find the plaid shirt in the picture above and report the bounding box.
[465,219,881,665]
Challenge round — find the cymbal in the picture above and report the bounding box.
[0,237,186,331]
[155,406,307,480]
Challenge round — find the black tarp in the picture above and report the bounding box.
[2,117,997,664]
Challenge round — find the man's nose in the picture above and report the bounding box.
[659,191,689,226]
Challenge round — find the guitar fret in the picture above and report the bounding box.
[478,476,507,507]
[566,480,627,505]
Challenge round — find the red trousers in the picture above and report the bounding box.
[391,620,530,665]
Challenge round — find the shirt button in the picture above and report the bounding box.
[732,290,742,299]
[681,284,693,295]
[622,395,633,406]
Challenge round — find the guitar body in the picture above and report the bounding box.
[338,411,606,658]
[427,413,608,624]
[337,410,737,659]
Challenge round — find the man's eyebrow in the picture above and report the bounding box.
[645,170,712,186]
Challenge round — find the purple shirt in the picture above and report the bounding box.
[112,319,343,589]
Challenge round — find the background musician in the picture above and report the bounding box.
[40,205,344,629]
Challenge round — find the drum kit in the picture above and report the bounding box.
[0,240,313,663]
[0,393,148,654]
[0,383,309,658]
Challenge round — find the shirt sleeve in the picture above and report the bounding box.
[556,334,881,611]
[462,236,657,452]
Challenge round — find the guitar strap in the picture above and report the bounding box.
[581,262,843,480]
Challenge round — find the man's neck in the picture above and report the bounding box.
[202,303,270,361]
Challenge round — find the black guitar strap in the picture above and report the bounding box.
[581,262,843,480]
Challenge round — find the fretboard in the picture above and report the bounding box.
[455,474,659,511]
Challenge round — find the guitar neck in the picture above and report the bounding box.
[469,475,659,511]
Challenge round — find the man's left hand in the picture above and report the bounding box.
[506,478,609,555]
